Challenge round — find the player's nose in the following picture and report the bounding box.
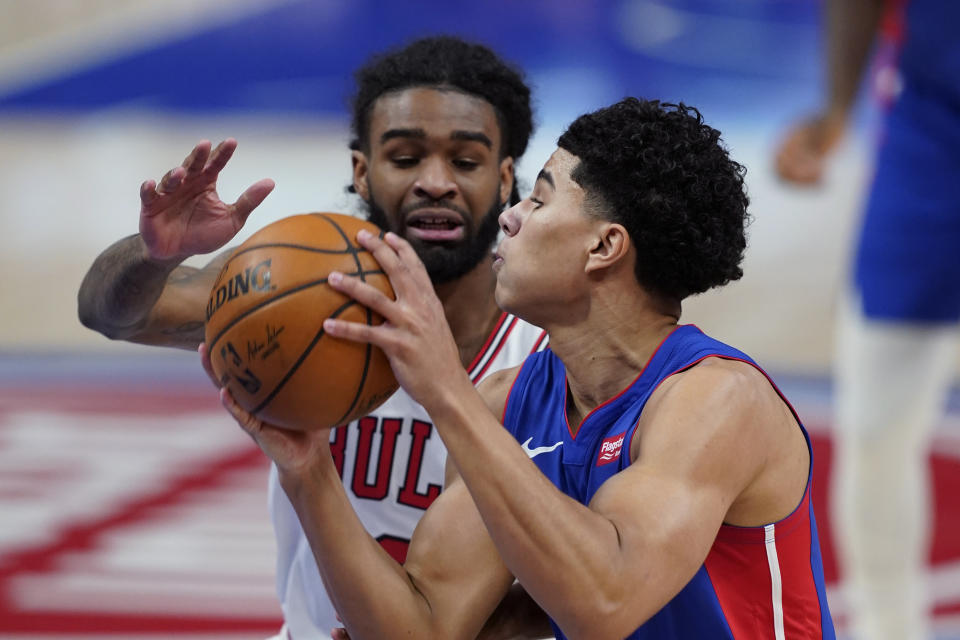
[499,203,520,236]
[412,157,457,200]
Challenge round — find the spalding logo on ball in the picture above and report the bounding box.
[204,213,399,431]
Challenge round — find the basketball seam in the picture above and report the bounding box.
[230,243,362,258]
[251,299,358,417]
[317,214,383,425]
[212,214,391,428]
[206,270,385,353]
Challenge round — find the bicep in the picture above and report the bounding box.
[587,461,730,619]
[404,477,516,639]
[585,364,768,622]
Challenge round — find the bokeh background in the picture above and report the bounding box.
[0,0,957,638]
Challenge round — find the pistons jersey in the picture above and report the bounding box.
[269,312,547,639]
[502,324,835,639]
[852,0,960,323]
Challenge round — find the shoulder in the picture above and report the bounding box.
[633,356,783,468]
[652,356,771,415]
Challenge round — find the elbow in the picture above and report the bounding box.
[77,301,101,334]
[557,589,654,640]
[77,296,132,341]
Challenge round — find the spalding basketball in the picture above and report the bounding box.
[204,213,398,431]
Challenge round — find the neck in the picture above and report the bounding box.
[546,285,680,427]
[434,253,503,368]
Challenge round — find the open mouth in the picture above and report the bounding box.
[406,210,466,242]
[409,217,462,231]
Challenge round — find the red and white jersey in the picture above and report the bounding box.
[269,312,547,639]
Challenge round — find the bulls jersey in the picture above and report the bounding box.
[269,312,547,639]
[502,324,835,639]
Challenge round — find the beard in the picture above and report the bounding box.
[364,190,503,285]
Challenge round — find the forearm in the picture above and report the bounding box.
[78,234,229,349]
[78,234,180,337]
[279,455,442,640]
[823,0,885,118]
[429,385,630,639]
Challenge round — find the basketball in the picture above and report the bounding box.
[204,213,398,431]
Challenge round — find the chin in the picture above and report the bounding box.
[494,286,528,322]
[493,283,513,314]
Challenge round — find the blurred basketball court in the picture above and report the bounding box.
[1,1,957,637]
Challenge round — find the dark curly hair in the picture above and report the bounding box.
[349,35,534,204]
[557,98,750,301]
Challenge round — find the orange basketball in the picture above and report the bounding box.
[204,213,398,431]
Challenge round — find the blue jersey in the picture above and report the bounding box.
[854,0,960,322]
[501,325,835,639]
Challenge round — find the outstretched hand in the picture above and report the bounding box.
[199,343,332,475]
[774,113,846,185]
[140,139,275,262]
[322,230,471,413]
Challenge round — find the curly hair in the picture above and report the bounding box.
[557,98,750,301]
[349,36,534,204]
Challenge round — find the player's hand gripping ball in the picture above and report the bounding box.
[204,213,398,431]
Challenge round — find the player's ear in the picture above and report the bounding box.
[498,156,514,207]
[585,222,630,274]
[352,151,370,201]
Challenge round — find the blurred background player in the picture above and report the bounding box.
[77,35,546,639]
[775,1,960,638]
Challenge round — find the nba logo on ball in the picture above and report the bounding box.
[204,213,399,432]
[597,432,626,466]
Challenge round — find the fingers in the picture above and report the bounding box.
[198,343,222,389]
[323,230,437,344]
[220,386,262,437]
[181,139,212,174]
[774,114,847,185]
[331,628,350,640]
[141,167,185,214]
[206,138,238,176]
[356,230,429,299]
[156,166,186,195]
[774,134,824,185]
[322,312,386,347]
[140,179,159,207]
[384,231,429,278]
[232,178,276,222]
[142,139,246,209]
[328,265,397,317]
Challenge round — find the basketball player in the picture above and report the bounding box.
[218,98,836,639]
[77,36,547,639]
[775,2,960,637]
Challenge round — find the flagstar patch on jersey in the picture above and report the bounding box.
[596,432,626,466]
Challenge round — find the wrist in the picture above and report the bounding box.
[421,369,476,422]
[806,108,847,153]
[137,234,188,270]
[276,439,338,498]
[822,106,848,130]
[422,368,485,432]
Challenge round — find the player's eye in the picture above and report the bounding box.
[392,156,418,168]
